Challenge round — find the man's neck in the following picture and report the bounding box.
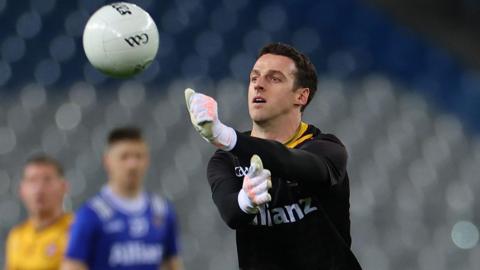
[251,112,302,143]
[104,184,147,213]
[30,209,63,231]
[108,181,141,199]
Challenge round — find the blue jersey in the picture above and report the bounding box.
[66,187,179,270]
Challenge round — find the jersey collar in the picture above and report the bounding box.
[101,185,148,215]
[284,122,313,149]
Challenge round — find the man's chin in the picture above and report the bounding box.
[252,117,269,126]
[123,178,142,190]
[30,207,53,217]
[250,112,270,124]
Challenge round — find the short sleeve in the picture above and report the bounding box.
[65,205,100,264]
[163,203,179,259]
[5,228,18,268]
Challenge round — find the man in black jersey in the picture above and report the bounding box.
[185,43,362,270]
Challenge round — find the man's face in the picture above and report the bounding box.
[20,164,66,217]
[104,140,149,191]
[248,53,305,124]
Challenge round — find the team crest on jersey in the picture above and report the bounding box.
[153,216,164,228]
[45,243,57,257]
[129,217,149,238]
[234,166,249,177]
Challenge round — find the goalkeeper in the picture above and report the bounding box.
[185,43,362,269]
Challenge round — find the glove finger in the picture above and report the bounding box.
[191,103,214,116]
[247,162,263,178]
[248,155,263,178]
[184,88,196,110]
[243,175,265,196]
[247,164,258,178]
[259,169,271,179]
[261,170,272,189]
[195,111,214,124]
[191,93,213,108]
[253,191,271,205]
[242,175,256,192]
[190,100,206,114]
[245,174,267,187]
[191,101,217,122]
[251,181,270,195]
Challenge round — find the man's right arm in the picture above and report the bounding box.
[231,132,348,186]
[62,206,99,270]
[5,227,17,270]
[207,152,256,229]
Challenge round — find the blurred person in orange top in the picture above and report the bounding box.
[5,154,72,270]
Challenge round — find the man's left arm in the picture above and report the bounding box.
[5,228,16,269]
[161,204,182,270]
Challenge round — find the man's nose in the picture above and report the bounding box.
[253,77,266,92]
[126,157,141,168]
[33,182,47,193]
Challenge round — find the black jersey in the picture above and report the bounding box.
[207,123,361,270]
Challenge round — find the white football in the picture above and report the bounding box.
[83,2,159,78]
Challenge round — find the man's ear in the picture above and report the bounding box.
[103,151,110,171]
[295,87,310,107]
[62,178,70,194]
[18,180,25,201]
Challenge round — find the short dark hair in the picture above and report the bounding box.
[24,154,64,177]
[107,126,144,146]
[258,43,318,112]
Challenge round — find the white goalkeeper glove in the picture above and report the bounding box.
[184,88,237,151]
[238,155,272,214]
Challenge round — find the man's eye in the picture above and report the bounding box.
[272,77,281,82]
[250,77,257,82]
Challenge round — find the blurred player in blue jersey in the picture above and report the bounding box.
[62,127,182,270]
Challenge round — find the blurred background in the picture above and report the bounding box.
[0,0,479,269]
